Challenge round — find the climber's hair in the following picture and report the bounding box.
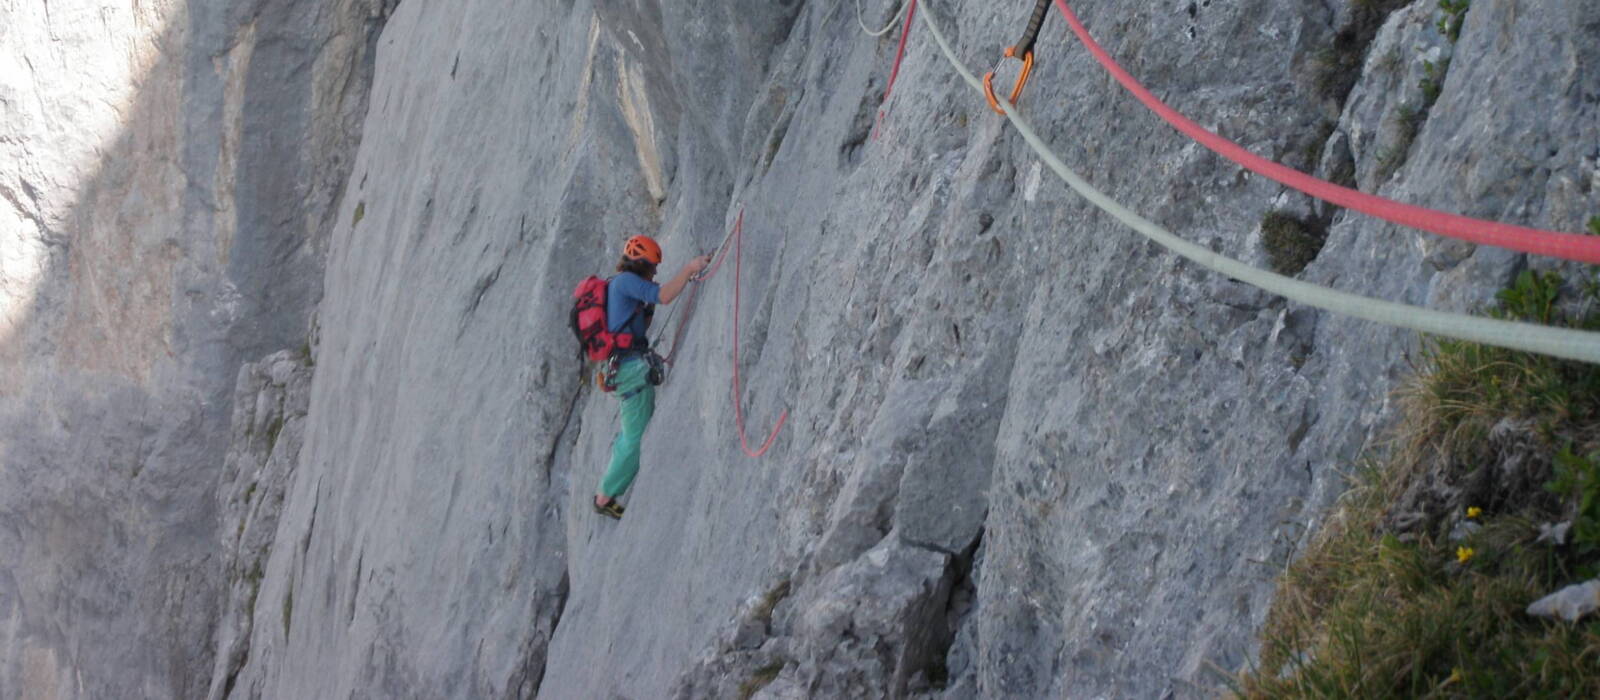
[617,256,657,280]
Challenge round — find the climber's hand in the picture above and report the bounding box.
[687,254,711,275]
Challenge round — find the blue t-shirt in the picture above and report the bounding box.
[607,272,659,348]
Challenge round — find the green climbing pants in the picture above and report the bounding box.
[599,357,655,499]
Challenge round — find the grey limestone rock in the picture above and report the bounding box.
[4,0,1598,697]
[1527,579,1600,623]
[0,0,392,695]
[208,350,313,700]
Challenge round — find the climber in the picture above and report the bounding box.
[592,235,710,519]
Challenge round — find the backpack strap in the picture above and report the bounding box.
[607,277,650,355]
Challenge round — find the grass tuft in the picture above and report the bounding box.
[1437,0,1470,43]
[752,579,791,626]
[1261,211,1328,276]
[738,662,785,700]
[1419,58,1451,110]
[1237,270,1600,698]
[1304,0,1410,104]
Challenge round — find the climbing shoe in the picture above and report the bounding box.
[593,499,625,520]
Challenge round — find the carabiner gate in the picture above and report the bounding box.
[982,46,1035,115]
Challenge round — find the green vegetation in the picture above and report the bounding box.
[1438,0,1470,43]
[1236,270,1600,698]
[1420,58,1451,109]
[1305,0,1411,103]
[1261,211,1327,276]
[352,200,366,227]
[1587,216,1600,237]
[1394,103,1423,146]
[1379,55,1449,182]
[752,579,791,627]
[1374,144,1408,183]
[1300,121,1338,172]
[1548,448,1600,576]
[738,662,785,700]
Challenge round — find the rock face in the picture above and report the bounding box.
[0,0,393,696]
[1527,579,1600,623]
[4,0,1598,697]
[208,350,314,700]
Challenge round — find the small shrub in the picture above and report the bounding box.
[1374,145,1408,182]
[1262,211,1327,276]
[1546,448,1600,576]
[352,201,365,227]
[1303,0,1410,104]
[1420,58,1450,109]
[738,662,784,700]
[1393,104,1423,147]
[1374,102,1425,182]
[752,579,791,625]
[1300,122,1338,171]
[1438,0,1470,42]
[1495,268,1561,324]
[1586,216,1600,237]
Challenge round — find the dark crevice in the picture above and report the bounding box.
[300,477,322,556]
[899,536,959,558]
[459,261,503,336]
[509,567,569,699]
[1304,0,1410,110]
[219,644,247,700]
[543,379,585,482]
[348,549,363,624]
[932,527,985,693]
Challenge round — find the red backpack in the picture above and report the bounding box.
[570,276,639,362]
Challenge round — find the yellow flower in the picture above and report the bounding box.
[1466,506,1482,519]
[1457,546,1475,564]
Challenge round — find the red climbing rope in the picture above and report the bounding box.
[659,223,737,365]
[1049,0,1600,264]
[872,0,920,140]
[727,210,788,458]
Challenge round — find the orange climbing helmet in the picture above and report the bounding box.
[622,235,662,265]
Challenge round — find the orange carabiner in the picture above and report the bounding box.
[982,47,1035,115]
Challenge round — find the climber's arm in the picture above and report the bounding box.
[658,255,711,304]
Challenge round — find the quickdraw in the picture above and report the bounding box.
[983,0,1050,114]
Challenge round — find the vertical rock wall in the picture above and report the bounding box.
[3,0,1597,697]
[0,0,393,695]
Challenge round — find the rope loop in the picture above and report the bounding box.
[983,47,1034,115]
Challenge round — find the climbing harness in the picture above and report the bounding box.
[617,352,664,402]
[983,0,1048,114]
[913,1,1600,364]
[1041,0,1600,264]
